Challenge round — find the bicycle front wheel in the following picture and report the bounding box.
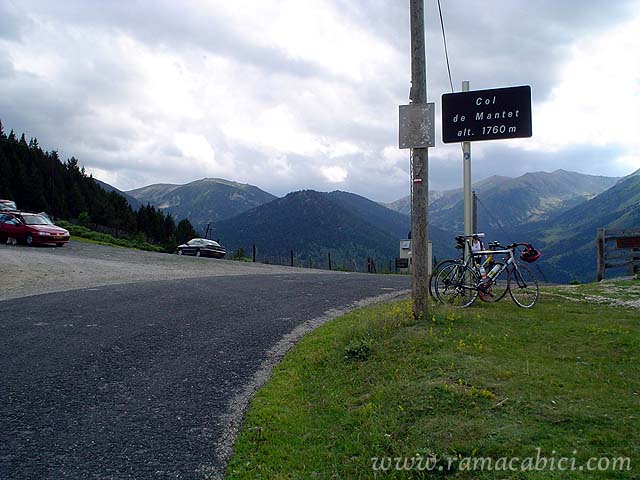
[434,263,479,308]
[508,263,539,308]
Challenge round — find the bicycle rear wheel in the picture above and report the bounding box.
[478,263,509,302]
[434,263,479,308]
[508,263,539,308]
[429,259,460,298]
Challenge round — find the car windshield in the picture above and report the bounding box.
[21,214,53,225]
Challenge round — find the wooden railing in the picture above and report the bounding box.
[596,228,640,281]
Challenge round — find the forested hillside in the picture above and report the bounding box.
[524,171,640,283]
[0,120,197,249]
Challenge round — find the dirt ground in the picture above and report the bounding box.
[0,240,332,301]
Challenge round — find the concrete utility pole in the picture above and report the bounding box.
[462,81,472,261]
[409,0,429,319]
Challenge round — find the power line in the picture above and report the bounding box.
[436,0,454,93]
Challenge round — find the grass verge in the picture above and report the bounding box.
[227,282,639,479]
[57,221,165,252]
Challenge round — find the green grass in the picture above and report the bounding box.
[57,221,165,252]
[227,283,640,479]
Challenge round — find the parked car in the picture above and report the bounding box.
[176,238,226,258]
[0,199,17,211]
[0,211,70,246]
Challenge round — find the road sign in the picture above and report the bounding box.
[441,85,531,143]
[399,103,435,149]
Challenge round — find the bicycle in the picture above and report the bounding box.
[429,234,509,303]
[433,240,541,308]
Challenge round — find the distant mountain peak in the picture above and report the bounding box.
[125,177,277,230]
[190,177,254,188]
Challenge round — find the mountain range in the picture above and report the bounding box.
[386,170,620,236]
[94,179,143,211]
[212,190,453,271]
[94,168,640,282]
[523,170,640,283]
[126,178,276,231]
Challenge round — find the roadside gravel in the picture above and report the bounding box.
[0,240,332,301]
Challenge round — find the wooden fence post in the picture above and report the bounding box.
[596,228,605,281]
[252,244,256,262]
[328,253,332,271]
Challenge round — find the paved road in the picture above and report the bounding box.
[1,273,409,479]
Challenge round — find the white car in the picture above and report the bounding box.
[176,238,226,258]
[0,199,17,211]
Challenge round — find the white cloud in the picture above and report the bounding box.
[326,141,360,159]
[320,165,348,183]
[266,155,293,177]
[222,104,322,157]
[614,154,640,172]
[527,14,640,154]
[175,133,215,164]
[382,145,407,167]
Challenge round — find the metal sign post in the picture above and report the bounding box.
[442,83,533,262]
[462,81,472,263]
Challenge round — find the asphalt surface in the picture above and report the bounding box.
[1,272,409,479]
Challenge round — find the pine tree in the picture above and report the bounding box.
[29,137,42,153]
[176,219,198,244]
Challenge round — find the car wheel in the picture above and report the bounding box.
[195,250,201,257]
[177,249,183,255]
[25,234,34,246]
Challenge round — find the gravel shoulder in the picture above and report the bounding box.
[0,240,333,301]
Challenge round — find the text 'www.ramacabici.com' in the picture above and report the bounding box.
[371,449,632,473]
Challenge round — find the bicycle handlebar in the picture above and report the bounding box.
[487,241,532,251]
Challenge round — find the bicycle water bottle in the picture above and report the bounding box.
[488,264,501,278]
[479,265,487,279]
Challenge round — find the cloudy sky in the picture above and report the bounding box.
[1,0,639,202]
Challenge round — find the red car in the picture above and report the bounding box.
[0,211,70,246]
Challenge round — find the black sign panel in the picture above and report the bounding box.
[441,85,532,143]
[395,258,409,269]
